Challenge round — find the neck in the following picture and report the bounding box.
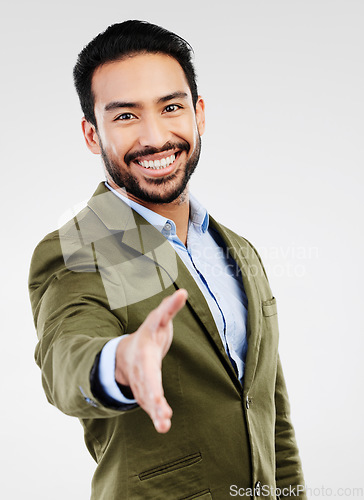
[107,180,190,245]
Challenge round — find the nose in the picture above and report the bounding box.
[138,113,169,149]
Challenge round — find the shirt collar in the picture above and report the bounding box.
[189,193,209,234]
[105,181,209,235]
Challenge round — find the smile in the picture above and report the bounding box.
[138,154,176,170]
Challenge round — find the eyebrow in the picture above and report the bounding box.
[104,91,188,112]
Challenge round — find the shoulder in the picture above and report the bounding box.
[209,217,262,259]
[28,204,110,316]
[30,182,118,273]
[30,205,101,279]
[209,216,269,282]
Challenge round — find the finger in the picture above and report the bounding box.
[144,290,187,334]
[157,289,188,328]
[130,356,173,433]
[153,397,173,433]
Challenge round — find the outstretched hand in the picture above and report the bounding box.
[115,289,188,433]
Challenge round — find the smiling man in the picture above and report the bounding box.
[83,50,205,247]
[29,21,306,500]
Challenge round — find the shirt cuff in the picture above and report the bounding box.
[98,336,137,404]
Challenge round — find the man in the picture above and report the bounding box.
[29,20,306,499]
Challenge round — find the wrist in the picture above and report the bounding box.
[115,334,131,386]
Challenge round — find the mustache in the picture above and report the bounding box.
[125,141,190,165]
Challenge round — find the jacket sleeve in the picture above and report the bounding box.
[29,232,137,419]
[275,355,307,499]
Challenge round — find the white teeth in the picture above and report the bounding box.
[138,154,176,170]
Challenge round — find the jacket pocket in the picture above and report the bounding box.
[139,452,202,481]
[262,297,277,317]
[261,297,279,352]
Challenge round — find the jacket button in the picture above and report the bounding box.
[255,481,262,497]
[246,395,250,409]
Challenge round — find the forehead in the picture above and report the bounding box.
[92,53,192,108]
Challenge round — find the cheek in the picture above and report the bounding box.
[189,124,200,152]
[176,116,199,149]
[101,129,131,159]
[109,142,121,158]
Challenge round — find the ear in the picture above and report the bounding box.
[195,96,206,136]
[81,118,101,154]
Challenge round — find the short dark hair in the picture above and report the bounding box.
[73,20,198,127]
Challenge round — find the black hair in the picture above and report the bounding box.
[73,20,198,126]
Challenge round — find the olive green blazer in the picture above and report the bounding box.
[29,183,306,500]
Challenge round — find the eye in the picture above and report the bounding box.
[164,104,182,113]
[115,112,136,121]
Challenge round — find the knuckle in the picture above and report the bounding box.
[150,393,161,406]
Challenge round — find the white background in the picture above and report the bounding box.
[1,1,363,498]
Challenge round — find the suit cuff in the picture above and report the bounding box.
[98,336,137,404]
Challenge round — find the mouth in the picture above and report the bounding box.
[133,150,182,177]
[137,152,178,170]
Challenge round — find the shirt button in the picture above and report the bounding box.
[164,222,172,231]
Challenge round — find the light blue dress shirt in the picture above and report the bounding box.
[98,183,248,404]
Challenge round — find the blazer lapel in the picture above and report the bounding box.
[209,217,263,393]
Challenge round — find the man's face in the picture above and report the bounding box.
[83,53,205,205]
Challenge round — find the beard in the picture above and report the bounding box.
[99,136,201,204]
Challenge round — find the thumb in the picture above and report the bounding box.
[158,289,188,328]
[144,289,188,335]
